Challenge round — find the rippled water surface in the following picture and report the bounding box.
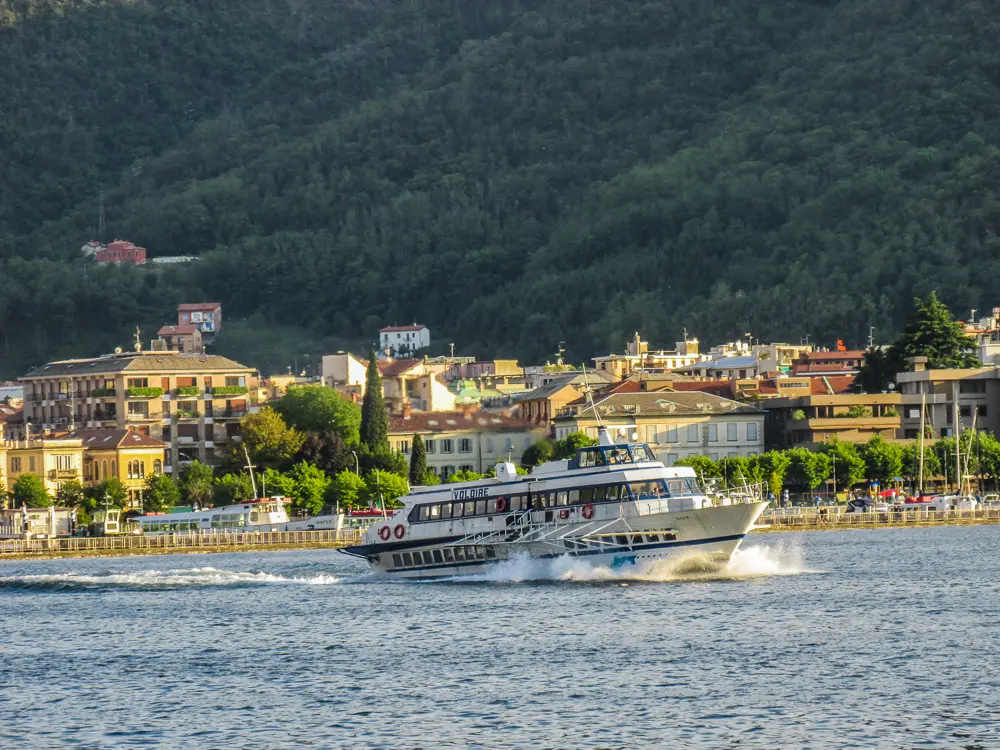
[2,526,1000,748]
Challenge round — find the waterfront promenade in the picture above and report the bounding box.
[756,506,1000,531]
[0,529,363,560]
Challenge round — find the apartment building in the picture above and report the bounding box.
[896,358,999,439]
[19,351,255,474]
[388,411,545,478]
[552,392,765,465]
[3,434,84,496]
[592,332,702,379]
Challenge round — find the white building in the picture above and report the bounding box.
[379,325,430,357]
[552,391,765,466]
[592,332,703,379]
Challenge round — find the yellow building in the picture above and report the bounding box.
[71,429,168,505]
[4,435,84,496]
[3,428,168,507]
[20,350,255,475]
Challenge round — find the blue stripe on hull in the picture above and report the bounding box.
[373,532,747,578]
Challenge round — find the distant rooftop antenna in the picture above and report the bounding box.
[133,327,143,353]
[556,341,565,366]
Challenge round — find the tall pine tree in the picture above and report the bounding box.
[889,291,980,370]
[360,350,390,452]
[408,434,427,484]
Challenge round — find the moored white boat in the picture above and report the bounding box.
[340,429,768,579]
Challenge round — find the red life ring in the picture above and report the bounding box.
[378,526,391,541]
[582,504,595,519]
[393,524,405,540]
[496,497,509,513]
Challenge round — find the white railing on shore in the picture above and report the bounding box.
[0,529,363,556]
[758,507,1000,528]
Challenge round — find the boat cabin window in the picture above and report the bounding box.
[576,443,657,468]
[666,478,699,496]
[402,552,413,567]
[443,548,454,563]
[392,554,402,568]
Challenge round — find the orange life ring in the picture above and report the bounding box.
[582,504,595,519]
[393,524,405,540]
[496,497,509,513]
[378,526,391,541]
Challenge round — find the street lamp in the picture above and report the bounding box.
[831,454,837,503]
[350,450,360,475]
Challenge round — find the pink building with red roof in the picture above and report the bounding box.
[95,240,146,265]
[178,303,222,335]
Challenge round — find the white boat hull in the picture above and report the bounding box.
[360,501,766,581]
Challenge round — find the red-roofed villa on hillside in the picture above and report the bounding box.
[178,303,222,335]
[95,240,146,265]
[156,324,203,354]
[379,324,430,356]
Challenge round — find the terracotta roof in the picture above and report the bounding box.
[389,411,540,434]
[178,303,221,311]
[377,359,421,378]
[23,353,251,378]
[158,325,198,336]
[793,363,860,375]
[796,351,865,361]
[380,325,427,333]
[810,375,856,395]
[64,428,168,449]
[667,381,738,398]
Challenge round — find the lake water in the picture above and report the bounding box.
[2,526,999,748]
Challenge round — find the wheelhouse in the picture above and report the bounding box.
[571,443,657,468]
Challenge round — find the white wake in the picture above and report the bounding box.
[451,542,818,584]
[0,566,341,587]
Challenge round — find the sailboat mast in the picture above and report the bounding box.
[953,382,961,493]
[918,392,926,495]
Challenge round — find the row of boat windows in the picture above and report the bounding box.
[139,513,253,532]
[412,479,700,523]
[391,545,498,569]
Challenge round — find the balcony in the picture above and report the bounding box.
[126,387,164,399]
[49,468,80,480]
[125,411,156,422]
[175,410,202,421]
[211,386,248,397]
[174,386,201,397]
[790,416,900,431]
[91,388,116,398]
[218,409,247,420]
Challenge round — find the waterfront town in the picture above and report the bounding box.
[2,293,1000,540]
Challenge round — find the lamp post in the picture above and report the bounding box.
[831,454,837,503]
[350,451,360,476]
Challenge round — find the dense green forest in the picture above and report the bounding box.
[2,0,1000,378]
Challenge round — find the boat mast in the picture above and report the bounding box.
[965,406,979,496]
[918,392,926,496]
[243,444,259,499]
[953,381,961,494]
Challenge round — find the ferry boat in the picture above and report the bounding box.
[133,497,290,534]
[340,430,768,579]
[283,509,388,532]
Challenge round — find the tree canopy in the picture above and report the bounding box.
[12,474,50,508]
[5,1,1000,377]
[360,352,389,453]
[274,386,361,445]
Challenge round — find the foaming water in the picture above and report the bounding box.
[0,566,340,590]
[447,541,817,584]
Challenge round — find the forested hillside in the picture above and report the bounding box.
[2,0,1000,377]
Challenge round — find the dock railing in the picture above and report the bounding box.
[0,529,363,556]
[758,507,1000,529]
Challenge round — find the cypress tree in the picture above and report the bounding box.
[409,434,427,484]
[360,350,390,452]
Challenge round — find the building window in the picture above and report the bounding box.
[127,378,149,389]
[128,401,149,417]
[906,408,921,419]
[727,423,738,442]
[666,426,678,443]
[666,453,678,466]
[441,439,454,454]
[708,424,718,443]
[29,456,35,473]
[54,454,74,470]
[425,440,435,454]
[747,423,759,442]
[11,457,21,473]
[153,460,163,475]
[459,438,472,453]
[687,425,698,442]
[709,453,719,461]
[398,440,410,454]
[486,438,494,453]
